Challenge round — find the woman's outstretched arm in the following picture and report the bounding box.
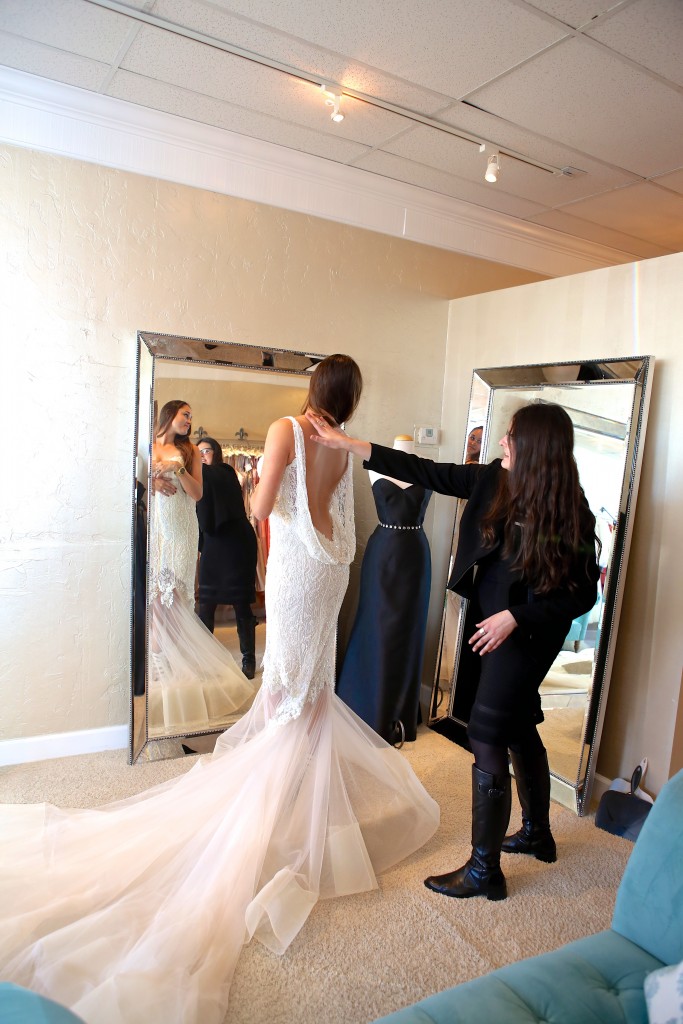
[305,411,371,460]
[307,410,484,499]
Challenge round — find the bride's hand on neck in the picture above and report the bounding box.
[305,411,371,461]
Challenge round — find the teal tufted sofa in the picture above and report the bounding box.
[375,768,683,1024]
[0,983,85,1023]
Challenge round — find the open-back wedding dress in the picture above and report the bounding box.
[0,418,440,1024]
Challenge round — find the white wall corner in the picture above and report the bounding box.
[0,66,637,279]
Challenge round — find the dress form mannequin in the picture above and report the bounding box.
[337,433,432,744]
[368,435,414,489]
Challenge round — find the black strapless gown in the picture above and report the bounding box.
[337,479,432,742]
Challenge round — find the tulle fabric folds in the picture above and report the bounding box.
[0,687,439,1024]
[148,592,256,734]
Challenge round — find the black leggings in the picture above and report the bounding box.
[198,600,253,634]
[469,726,546,780]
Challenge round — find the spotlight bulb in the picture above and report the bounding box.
[485,153,500,183]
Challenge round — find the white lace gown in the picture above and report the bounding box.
[0,419,440,1024]
[148,455,255,733]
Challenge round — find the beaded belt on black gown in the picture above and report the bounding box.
[378,523,423,531]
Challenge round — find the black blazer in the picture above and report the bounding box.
[364,444,599,644]
[197,463,248,535]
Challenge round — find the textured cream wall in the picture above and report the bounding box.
[1,144,542,744]
[443,253,683,792]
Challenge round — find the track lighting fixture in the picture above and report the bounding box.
[320,84,344,123]
[485,153,500,183]
[85,3,580,177]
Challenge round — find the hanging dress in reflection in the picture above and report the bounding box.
[0,418,438,1024]
[337,479,432,743]
[148,455,255,733]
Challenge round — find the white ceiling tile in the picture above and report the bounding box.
[469,35,683,177]
[522,1,619,29]
[3,0,682,256]
[353,150,547,219]
[527,209,670,259]
[205,0,568,97]
[651,167,683,196]
[0,32,110,90]
[554,181,683,250]
[0,0,134,64]
[154,0,448,114]
[382,122,639,207]
[586,0,683,88]
[108,70,370,163]
[438,101,638,186]
[120,27,407,146]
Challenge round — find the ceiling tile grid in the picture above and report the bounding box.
[202,0,569,97]
[0,31,111,91]
[0,0,134,63]
[108,68,370,161]
[153,0,455,114]
[0,0,682,256]
[466,34,683,177]
[353,149,549,221]
[585,0,683,88]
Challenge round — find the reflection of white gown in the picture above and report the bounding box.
[148,456,255,732]
[0,419,439,1024]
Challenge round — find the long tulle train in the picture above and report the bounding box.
[0,686,439,1024]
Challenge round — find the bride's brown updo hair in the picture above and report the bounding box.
[302,354,363,426]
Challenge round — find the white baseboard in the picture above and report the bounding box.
[0,725,128,767]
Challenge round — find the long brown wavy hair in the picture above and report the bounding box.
[155,400,194,470]
[480,403,596,593]
[302,354,363,426]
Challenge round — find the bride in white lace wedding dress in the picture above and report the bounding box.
[0,358,439,1024]
[148,400,255,733]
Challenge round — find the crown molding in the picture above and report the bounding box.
[0,66,637,277]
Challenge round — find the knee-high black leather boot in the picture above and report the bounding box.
[198,602,216,633]
[502,749,557,863]
[235,610,256,679]
[424,765,511,901]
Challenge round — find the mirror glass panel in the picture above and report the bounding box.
[130,333,320,763]
[429,357,653,813]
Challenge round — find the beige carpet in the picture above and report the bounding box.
[0,728,632,1024]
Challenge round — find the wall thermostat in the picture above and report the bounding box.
[414,425,439,446]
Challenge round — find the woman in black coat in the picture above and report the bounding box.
[196,438,259,679]
[306,402,599,901]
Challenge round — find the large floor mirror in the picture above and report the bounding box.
[130,332,321,763]
[430,356,654,814]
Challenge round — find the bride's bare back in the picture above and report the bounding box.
[251,415,348,538]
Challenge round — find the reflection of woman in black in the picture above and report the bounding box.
[196,438,259,679]
[307,402,599,901]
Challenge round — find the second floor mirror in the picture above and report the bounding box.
[131,332,322,763]
[429,356,654,814]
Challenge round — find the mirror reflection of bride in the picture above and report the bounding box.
[149,400,255,732]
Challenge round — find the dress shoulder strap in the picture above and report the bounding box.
[285,416,305,465]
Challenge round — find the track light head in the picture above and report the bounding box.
[485,153,500,183]
[320,83,344,123]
